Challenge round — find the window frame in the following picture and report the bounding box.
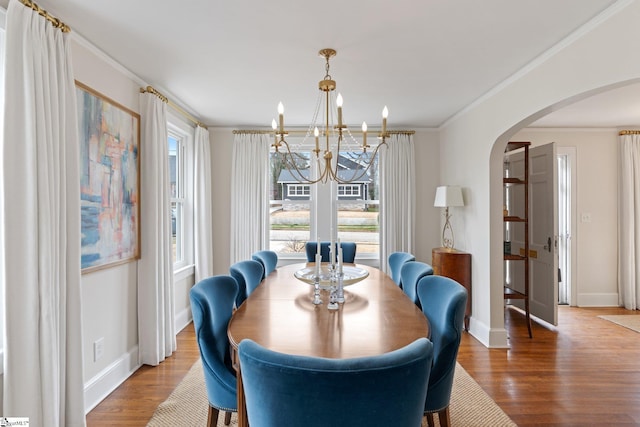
[268,136,380,262]
[167,114,194,275]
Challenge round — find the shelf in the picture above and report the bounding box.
[504,216,527,222]
[503,140,532,338]
[504,286,527,299]
[504,141,531,153]
[503,177,526,185]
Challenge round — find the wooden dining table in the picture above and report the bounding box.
[227,262,430,427]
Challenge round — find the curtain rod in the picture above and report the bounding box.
[140,86,207,129]
[232,129,415,135]
[20,0,71,32]
[619,130,640,135]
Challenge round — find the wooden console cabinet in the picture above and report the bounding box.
[432,247,471,331]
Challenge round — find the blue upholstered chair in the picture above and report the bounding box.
[251,250,278,279]
[401,261,434,308]
[388,251,416,288]
[189,275,239,427]
[304,241,357,263]
[417,275,468,427]
[238,337,434,427]
[229,259,264,308]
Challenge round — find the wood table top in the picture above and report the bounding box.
[227,262,429,359]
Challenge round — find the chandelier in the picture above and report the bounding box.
[271,48,389,184]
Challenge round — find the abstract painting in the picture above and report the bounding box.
[76,81,140,273]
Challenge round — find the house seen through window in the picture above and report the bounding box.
[269,147,380,258]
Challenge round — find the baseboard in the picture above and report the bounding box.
[467,317,509,348]
[577,293,619,307]
[84,313,194,414]
[175,306,192,333]
[84,346,140,414]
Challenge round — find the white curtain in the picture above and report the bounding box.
[2,1,86,425]
[137,92,176,365]
[379,133,416,274]
[230,133,270,264]
[194,125,213,282]
[618,133,640,310]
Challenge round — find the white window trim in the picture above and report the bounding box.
[167,112,194,272]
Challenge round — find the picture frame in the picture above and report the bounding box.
[76,81,141,273]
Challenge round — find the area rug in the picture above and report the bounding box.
[147,359,516,427]
[599,314,640,333]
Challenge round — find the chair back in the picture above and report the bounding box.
[400,261,433,307]
[252,250,278,279]
[189,275,239,412]
[417,275,468,414]
[230,259,264,307]
[305,241,357,263]
[388,251,416,287]
[239,337,433,427]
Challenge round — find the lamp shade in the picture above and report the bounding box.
[434,185,464,208]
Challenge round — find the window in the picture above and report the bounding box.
[338,184,360,197]
[269,151,311,254]
[168,134,184,264]
[168,118,194,272]
[268,140,380,260]
[336,151,379,258]
[287,184,311,197]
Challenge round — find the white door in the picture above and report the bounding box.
[529,142,558,326]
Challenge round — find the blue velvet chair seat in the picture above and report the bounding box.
[230,259,264,308]
[417,275,468,426]
[400,261,434,308]
[190,275,239,427]
[388,251,416,288]
[305,241,357,263]
[239,337,434,427]
[251,250,278,279]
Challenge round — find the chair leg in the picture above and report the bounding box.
[224,411,232,425]
[207,406,219,427]
[437,407,451,427]
[425,413,435,427]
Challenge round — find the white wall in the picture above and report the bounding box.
[209,128,442,274]
[71,39,195,411]
[513,128,620,307]
[440,0,640,347]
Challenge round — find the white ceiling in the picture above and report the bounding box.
[31,0,631,129]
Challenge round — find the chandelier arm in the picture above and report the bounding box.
[277,138,321,184]
[332,142,387,184]
[270,49,391,187]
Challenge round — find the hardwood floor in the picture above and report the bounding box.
[86,326,200,426]
[457,306,640,426]
[87,306,640,426]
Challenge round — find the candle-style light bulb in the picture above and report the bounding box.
[382,106,388,134]
[271,119,278,145]
[362,121,367,147]
[336,93,343,127]
[278,102,284,133]
[314,126,320,153]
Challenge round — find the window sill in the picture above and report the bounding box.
[174,264,195,282]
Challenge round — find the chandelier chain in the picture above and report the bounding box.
[271,48,388,185]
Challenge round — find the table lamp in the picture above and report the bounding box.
[434,185,465,249]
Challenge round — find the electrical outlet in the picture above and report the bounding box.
[94,338,104,362]
[581,213,592,223]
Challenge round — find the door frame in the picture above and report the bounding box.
[557,146,577,306]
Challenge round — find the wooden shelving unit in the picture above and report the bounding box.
[503,141,532,338]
